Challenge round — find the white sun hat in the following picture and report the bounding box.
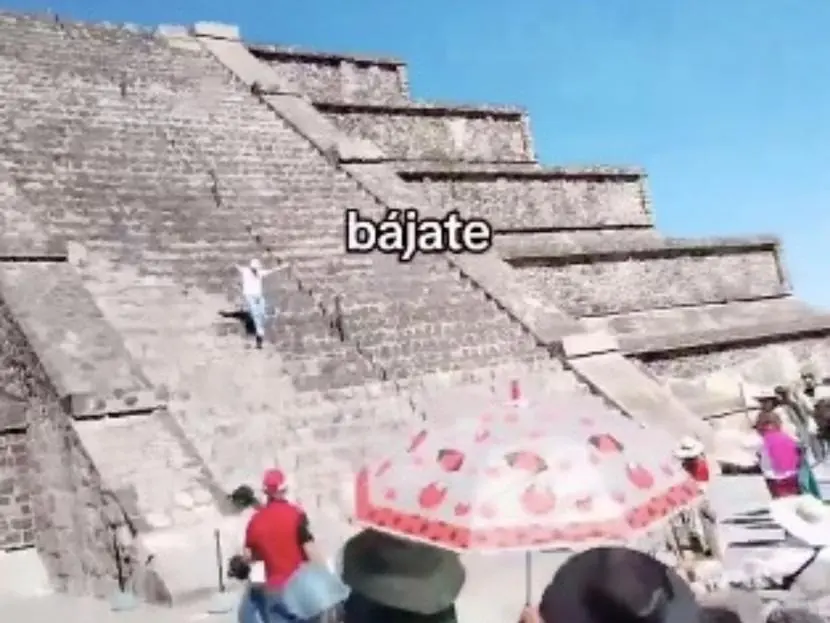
[674,436,705,460]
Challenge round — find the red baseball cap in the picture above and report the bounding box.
[262,469,287,493]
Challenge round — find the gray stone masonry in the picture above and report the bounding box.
[400,163,653,229]
[495,230,665,253]
[0,390,32,551]
[248,43,409,105]
[622,313,830,357]
[643,335,830,380]
[568,352,713,444]
[502,233,782,261]
[0,14,374,389]
[0,262,160,417]
[193,29,712,449]
[581,297,817,340]
[511,242,787,317]
[317,101,534,162]
[0,296,154,598]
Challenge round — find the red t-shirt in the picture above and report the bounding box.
[682,457,710,483]
[244,500,312,588]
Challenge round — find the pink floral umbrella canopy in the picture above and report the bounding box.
[355,394,704,552]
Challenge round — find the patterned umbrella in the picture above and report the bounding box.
[355,392,704,553]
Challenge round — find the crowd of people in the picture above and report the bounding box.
[742,369,830,500]
[218,281,830,623]
[221,467,823,623]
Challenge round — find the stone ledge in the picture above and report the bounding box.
[0,236,68,262]
[621,313,830,356]
[189,21,240,41]
[502,234,781,265]
[561,331,619,358]
[0,389,27,433]
[396,161,645,180]
[61,389,164,419]
[0,263,159,418]
[568,352,714,447]
[314,99,526,119]
[248,43,405,68]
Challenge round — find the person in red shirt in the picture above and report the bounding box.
[674,437,711,485]
[238,469,328,623]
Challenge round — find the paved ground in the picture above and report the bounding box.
[3,467,830,623]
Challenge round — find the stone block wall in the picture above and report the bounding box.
[515,250,786,317]
[0,423,32,551]
[249,44,409,105]
[319,104,533,162]
[0,298,142,597]
[408,170,652,230]
[641,335,830,380]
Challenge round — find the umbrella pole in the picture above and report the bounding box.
[525,551,532,605]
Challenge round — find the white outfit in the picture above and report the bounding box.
[238,266,268,297]
[236,263,273,340]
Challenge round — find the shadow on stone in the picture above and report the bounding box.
[219,309,256,337]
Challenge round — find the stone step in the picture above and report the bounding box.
[0,262,157,417]
[397,161,652,230]
[507,236,787,317]
[73,413,223,532]
[316,100,533,163]
[621,310,830,357]
[581,297,816,340]
[247,42,409,105]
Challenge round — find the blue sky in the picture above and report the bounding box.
[6,0,830,306]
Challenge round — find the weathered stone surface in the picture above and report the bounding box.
[568,352,714,447]
[642,336,830,379]
[581,297,816,337]
[341,162,583,348]
[74,413,221,531]
[0,295,153,597]
[503,234,781,261]
[249,43,409,105]
[0,429,32,550]
[561,331,619,358]
[405,165,652,229]
[496,230,663,253]
[515,249,786,316]
[0,262,157,417]
[189,21,239,40]
[621,313,830,356]
[319,101,533,162]
[0,163,69,260]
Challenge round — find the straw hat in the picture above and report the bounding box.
[674,436,705,460]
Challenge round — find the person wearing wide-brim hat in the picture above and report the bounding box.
[519,546,701,623]
[671,436,720,558]
[341,529,465,623]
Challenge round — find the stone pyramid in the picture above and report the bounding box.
[0,11,827,603]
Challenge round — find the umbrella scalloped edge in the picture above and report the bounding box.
[354,468,704,552]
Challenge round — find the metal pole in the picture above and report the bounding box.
[525,551,532,605]
[214,529,225,593]
[112,525,126,592]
